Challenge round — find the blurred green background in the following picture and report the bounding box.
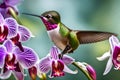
[2,0,120,80]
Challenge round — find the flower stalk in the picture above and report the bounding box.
[72,62,93,80]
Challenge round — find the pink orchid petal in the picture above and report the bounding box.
[63,65,78,74]
[18,25,31,42]
[3,40,13,53]
[39,56,51,73]
[97,51,110,61]
[14,47,38,69]
[5,18,18,38]
[50,46,59,59]
[109,35,119,53]
[103,56,113,75]
[62,55,75,64]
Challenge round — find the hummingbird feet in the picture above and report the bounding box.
[59,45,71,59]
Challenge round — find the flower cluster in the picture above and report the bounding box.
[2,0,119,80]
[0,12,32,51]
[0,1,39,80]
[0,17,96,79]
[0,40,38,80]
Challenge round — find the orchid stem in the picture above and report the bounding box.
[72,62,93,80]
[8,7,23,25]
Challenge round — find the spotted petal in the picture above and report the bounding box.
[4,0,21,6]
[3,40,13,53]
[0,46,6,68]
[62,55,75,64]
[39,57,51,73]
[14,47,38,69]
[5,18,18,38]
[18,25,32,42]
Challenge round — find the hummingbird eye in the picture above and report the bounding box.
[45,14,52,19]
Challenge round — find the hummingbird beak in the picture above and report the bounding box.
[22,13,41,18]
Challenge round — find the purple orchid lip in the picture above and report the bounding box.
[51,60,65,77]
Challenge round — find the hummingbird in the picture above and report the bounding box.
[23,10,117,58]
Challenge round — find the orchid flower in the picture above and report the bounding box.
[0,0,21,18]
[0,13,17,43]
[38,46,78,78]
[97,35,120,75]
[0,40,38,80]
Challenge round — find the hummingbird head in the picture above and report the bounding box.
[22,10,61,31]
[41,10,60,24]
[40,10,61,30]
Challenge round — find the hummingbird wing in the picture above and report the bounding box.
[76,31,117,44]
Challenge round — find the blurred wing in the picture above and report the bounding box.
[76,31,117,44]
